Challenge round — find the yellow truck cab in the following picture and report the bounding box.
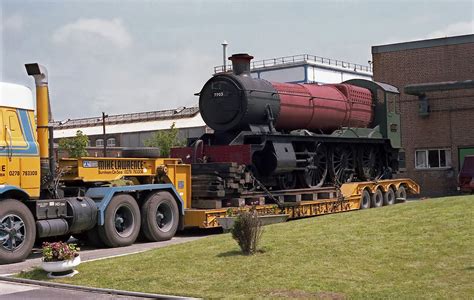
[0,82,41,198]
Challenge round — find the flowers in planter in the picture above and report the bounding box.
[42,241,80,262]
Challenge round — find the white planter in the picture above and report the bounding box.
[41,256,81,278]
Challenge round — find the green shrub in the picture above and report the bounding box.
[231,210,263,255]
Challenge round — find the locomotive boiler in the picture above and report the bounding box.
[172,53,402,189]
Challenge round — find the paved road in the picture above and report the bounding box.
[0,281,151,299]
[0,233,209,276]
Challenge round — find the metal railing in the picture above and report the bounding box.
[214,54,372,74]
[53,106,200,129]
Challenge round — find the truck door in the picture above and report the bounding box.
[0,110,7,183]
[4,109,28,188]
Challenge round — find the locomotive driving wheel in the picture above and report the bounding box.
[331,146,355,184]
[299,144,328,188]
[357,146,383,181]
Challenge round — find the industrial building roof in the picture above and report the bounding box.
[53,106,200,129]
[214,54,373,74]
[53,106,206,138]
[372,34,474,54]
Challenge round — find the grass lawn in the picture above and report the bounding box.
[19,195,473,299]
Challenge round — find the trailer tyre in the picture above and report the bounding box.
[396,185,407,201]
[0,199,36,264]
[371,189,383,208]
[383,187,396,206]
[141,191,179,242]
[99,194,141,247]
[360,190,371,209]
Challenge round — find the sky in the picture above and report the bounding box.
[1,0,473,120]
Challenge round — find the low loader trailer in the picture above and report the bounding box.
[0,64,419,264]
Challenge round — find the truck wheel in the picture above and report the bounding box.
[360,190,371,209]
[383,188,396,206]
[141,191,179,242]
[396,185,407,201]
[0,199,36,264]
[371,189,383,208]
[98,194,141,247]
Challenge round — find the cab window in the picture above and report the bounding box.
[5,110,26,142]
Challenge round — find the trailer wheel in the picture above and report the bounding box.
[99,194,141,247]
[360,190,371,209]
[383,187,396,206]
[0,199,36,264]
[140,191,179,242]
[371,189,383,208]
[396,185,407,201]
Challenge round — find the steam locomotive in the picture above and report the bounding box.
[172,53,402,190]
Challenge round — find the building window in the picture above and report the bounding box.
[107,138,116,147]
[398,150,406,170]
[95,139,104,147]
[415,149,451,169]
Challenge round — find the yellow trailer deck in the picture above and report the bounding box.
[184,178,420,228]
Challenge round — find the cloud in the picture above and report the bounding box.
[44,46,215,120]
[0,14,24,32]
[427,21,474,39]
[52,18,132,48]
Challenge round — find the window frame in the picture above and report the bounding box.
[106,138,116,147]
[95,139,104,147]
[415,148,452,169]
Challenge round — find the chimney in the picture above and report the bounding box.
[229,53,253,76]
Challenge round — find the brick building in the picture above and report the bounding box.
[372,34,474,196]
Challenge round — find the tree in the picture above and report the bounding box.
[144,123,185,157]
[58,130,89,158]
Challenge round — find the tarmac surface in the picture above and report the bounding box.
[0,230,212,276]
[0,230,213,299]
[0,281,152,299]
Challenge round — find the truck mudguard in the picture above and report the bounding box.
[0,185,30,200]
[85,184,185,226]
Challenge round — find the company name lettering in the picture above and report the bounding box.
[98,160,145,170]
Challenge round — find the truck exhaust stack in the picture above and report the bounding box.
[25,63,52,185]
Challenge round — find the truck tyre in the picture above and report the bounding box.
[396,185,407,201]
[0,199,36,264]
[360,190,371,209]
[141,191,179,242]
[121,147,161,158]
[371,189,383,208]
[98,194,141,247]
[383,187,396,206]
